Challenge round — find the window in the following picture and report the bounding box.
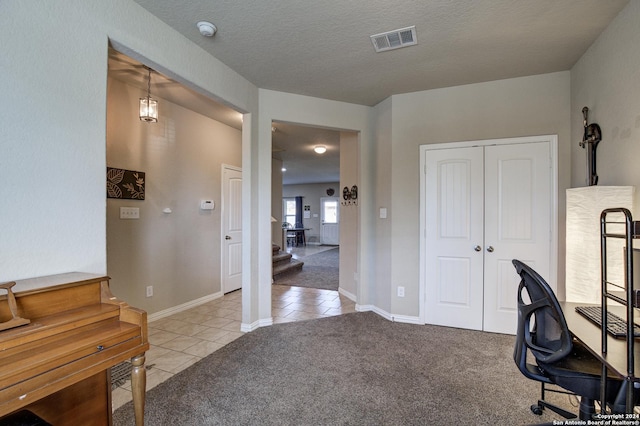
[283,198,296,226]
[323,200,338,224]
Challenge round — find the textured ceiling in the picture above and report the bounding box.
[119,0,628,185]
[108,48,243,129]
[108,49,342,185]
[272,122,345,185]
[131,0,628,106]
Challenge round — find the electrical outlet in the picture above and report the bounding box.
[146,286,153,297]
[397,286,405,297]
[120,207,140,219]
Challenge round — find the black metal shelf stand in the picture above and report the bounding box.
[600,207,637,413]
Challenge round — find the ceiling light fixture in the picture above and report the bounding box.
[314,145,327,154]
[139,67,158,123]
[197,21,217,37]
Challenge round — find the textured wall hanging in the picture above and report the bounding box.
[107,167,145,200]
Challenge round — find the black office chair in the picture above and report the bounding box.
[512,259,624,420]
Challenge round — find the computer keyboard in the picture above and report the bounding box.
[575,305,640,338]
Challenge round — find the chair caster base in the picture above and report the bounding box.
[531,404,544,416]
[532,399,577,420]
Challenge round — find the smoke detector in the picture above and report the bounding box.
[197,21,217,37]
[370,26,417,53]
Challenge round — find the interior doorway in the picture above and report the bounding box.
[272,121,346,292]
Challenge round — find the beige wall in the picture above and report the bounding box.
[570,1,640,200]
[106,77,241,314]
[339,131,360,298]
[372,98,393,313]
[384,72,571,317]
[271,158,284,248]
[0,0,258,293]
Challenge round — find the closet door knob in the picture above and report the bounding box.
[474,245,482,252]
[486,246,494,253]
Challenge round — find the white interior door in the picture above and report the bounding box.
[424,146,485,330]
[483,142,551,334]
[423,138,553,334]
[222,166,242,293]
[320,197,339,245]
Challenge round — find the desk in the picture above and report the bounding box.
[562,301,639,412]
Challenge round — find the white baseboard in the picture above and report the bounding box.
[355,304,422,325]
[338,287,356,302]
[148,291,223,323]
[241,317,273,332]
[147,290,422,329]
[389,313,423,325]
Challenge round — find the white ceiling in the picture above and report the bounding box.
[272,122,345,185]
[108,48,243,129]
[108,48,343,185]
[115,0,629,184]
[109,48,340,185]
[131,0,628,106]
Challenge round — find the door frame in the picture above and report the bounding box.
[418,135,558,325]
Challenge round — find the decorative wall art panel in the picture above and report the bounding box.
[107,167,145,200]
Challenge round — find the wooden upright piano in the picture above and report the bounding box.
[0,273,149,426]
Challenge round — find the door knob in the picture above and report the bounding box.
[486,246,494,253]
[474,245,481,252]
[225,236,231,240]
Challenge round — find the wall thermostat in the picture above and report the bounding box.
[200,200,215,210]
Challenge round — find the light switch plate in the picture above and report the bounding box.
[120,207,139,219]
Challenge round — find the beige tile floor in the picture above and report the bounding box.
[112,245,355,411]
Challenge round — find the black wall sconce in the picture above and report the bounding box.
[579,106,602,186]
[341,185,358,206]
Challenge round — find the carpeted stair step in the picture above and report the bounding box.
[272,243,304,280]
[273,258,304,280]
[272,251,293,267]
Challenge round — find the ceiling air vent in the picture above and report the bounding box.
[370,26,417,53]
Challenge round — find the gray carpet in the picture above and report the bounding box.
[113,311,571,425]
[273,247,339,291]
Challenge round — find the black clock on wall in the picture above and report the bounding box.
[326,188,335,196]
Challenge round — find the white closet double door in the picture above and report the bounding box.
[423,138,554,334]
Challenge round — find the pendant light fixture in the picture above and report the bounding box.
[139,66,158,123]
